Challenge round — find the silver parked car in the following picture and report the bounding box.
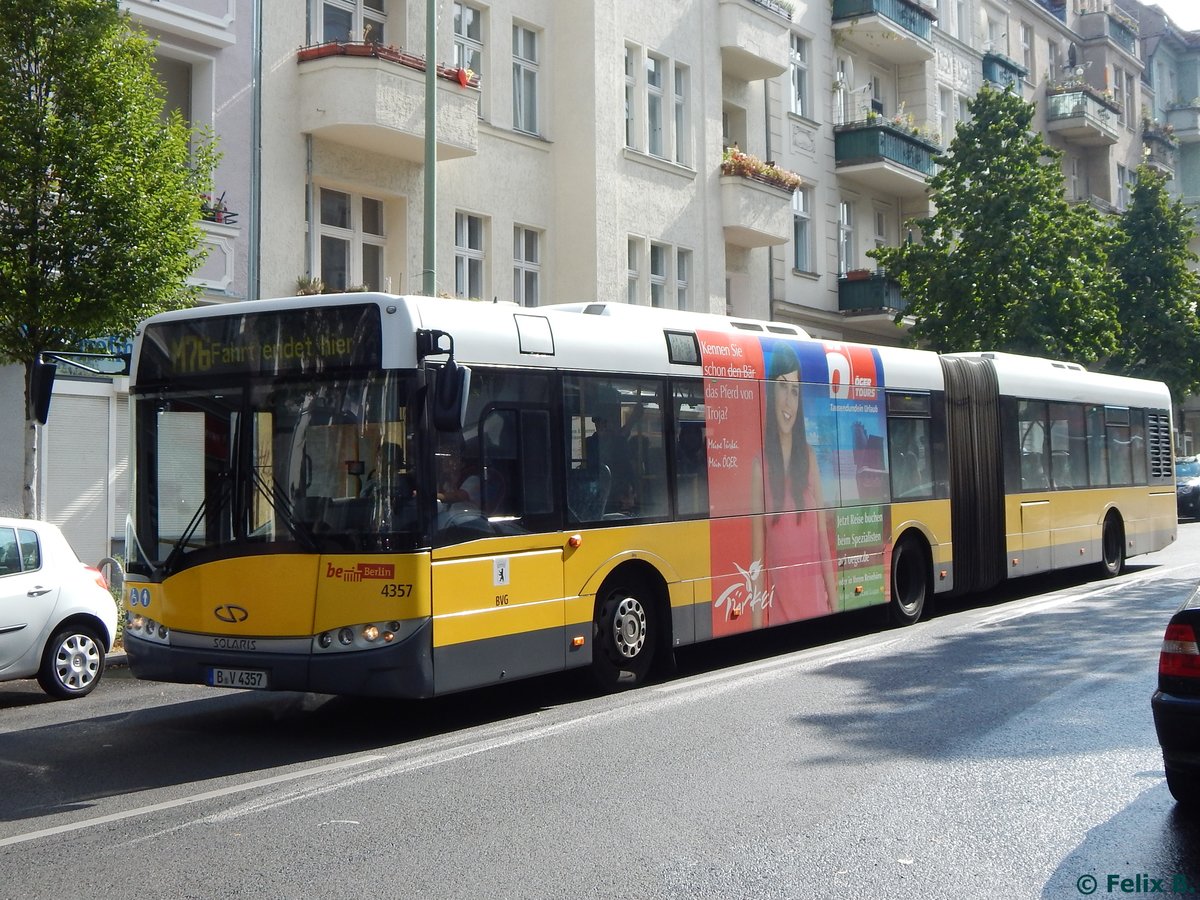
[0,518,118,699]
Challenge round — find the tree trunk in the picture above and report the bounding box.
[22,360,40,520]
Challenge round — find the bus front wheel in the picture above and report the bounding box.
[591,580,656,690]
[1099,512,1126,578]
[889,535,929,627]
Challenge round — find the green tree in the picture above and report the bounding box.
[871,84,1120,361]
[0,0,215,517]
[1106,164,1200,405]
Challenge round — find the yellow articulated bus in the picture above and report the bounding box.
[122,294,1177,696]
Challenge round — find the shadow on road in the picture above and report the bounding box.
[0,561,1187,829]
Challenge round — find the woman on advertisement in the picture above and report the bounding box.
[751,341,838,626]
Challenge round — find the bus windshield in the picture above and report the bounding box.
[127,370,421,575]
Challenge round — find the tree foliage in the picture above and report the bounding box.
[0,0,216,516]
[1106,164,1200,403]
[871,85,1120,363]
[0,0,215,371]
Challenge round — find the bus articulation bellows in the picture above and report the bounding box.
[121,293,1177,697]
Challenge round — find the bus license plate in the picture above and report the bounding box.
[208,667,268,690]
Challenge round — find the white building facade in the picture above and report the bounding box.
[9,0,1200,560]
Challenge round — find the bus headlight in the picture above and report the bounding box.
[311,619,419,653]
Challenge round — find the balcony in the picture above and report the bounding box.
[1143,125,1178,178]
[1044,88,1120,146]
[1077,9,1139,60]
[983,52,1027,91]
[1167,104,1200,143]
[720,174,792,249]
[834,120,939,198]
[190,219,237,295]
[718,0,790,82]
[296,41,479,162]
[838,270,907,321]
[831,0,937,64]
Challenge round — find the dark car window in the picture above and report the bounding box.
[1177,459,1200,479]
[17,529,41,571]
[0,527,20,576]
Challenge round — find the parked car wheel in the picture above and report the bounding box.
[37,626,106,699]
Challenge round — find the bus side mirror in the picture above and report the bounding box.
[31,361,57,425]
[433,362,471,432]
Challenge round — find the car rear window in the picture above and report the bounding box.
[0,527,18,575]
[17,529,40,571]
[0,527,42,575]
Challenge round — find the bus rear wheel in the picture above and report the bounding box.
[591,581,656,690]
[889,535,928,627]
[1099,512,1126,578]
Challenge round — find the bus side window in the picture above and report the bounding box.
[1049,402,1087,489]
[673,381,708,517]
[1018,400,1050,491]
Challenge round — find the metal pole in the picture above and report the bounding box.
[422,0,437,296]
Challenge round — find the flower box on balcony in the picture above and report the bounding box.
[297,41,480,88]
[720,147,802,192]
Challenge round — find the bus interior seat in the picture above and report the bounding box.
[568,465,610,522]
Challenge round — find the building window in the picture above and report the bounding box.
[320,0,385,43]
[646,54,665,158]
[314,187,385,291]
[625,45,637,149]
[1048,40,1060,80]
[874,208,888,249]
[650,243,668,308]
[956,0,968,42]
[455,212,485,299]
[1125,72,1136,128]
[838,200,854,274]
[674,63,689,165]
[627,238,641,304]
[1020,23,1034,80]
[1113,66,1126,126]
[512,24,539,135]
[513,226,540,306]
[454,3,482,76]
[790,35,810,119]
[793,188,812,273]
[676,249,692,311]
[938,88,952,144]
[1117,164,1131,210]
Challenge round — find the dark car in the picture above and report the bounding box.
[1152,585,1200,806]
[1177,457,1200,519]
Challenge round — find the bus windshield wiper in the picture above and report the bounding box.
[248,467,319,552]
[159,474,232,577]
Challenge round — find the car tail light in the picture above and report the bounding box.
[1160,623,1200,679]
[84,565,108,590]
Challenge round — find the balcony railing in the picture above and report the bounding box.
[982,52,1027,90]
[838,270,907,315]
[1076,9,1139,58]
[834,120,939,176]
[1033,0,1066,23]
[831,0,935,41]
[1167,104,1200,142]
[296,40,480,87]
[1044,88,1121,145]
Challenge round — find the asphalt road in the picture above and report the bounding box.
[2,526,1200,899]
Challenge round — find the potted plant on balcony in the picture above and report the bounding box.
[844,268,872,281]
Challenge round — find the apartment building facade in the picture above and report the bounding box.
[7,0,1200,559]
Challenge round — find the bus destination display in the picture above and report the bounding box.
[137,303,382,384]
